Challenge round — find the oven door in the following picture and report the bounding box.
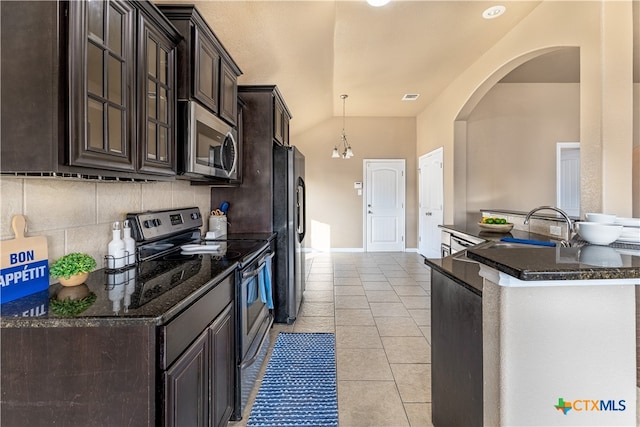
[239,250,273,359]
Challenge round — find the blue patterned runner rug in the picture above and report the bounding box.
[247,332,338,427]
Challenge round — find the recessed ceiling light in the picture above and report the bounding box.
[367,0,390,7]
[402,94,420,101]
[482,5,506,19]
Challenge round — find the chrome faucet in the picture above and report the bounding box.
[524,206,574,244]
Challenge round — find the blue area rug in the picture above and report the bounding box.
[247,333,338,427]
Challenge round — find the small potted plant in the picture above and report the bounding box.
[50,253,97,287]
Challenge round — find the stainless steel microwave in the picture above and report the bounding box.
[178,101,238,180]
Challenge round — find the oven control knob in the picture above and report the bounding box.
[143,220,152,228]
[153,219,161,227]
[191,212,200,220]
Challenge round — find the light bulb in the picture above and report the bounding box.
[332,147,340,158]
[367,0,390,7]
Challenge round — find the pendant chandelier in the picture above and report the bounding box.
[332,94,354,159]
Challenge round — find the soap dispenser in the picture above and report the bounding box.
[107,221,125,269]
[122,220,136,266]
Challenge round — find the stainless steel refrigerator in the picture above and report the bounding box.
[272,145,306,323]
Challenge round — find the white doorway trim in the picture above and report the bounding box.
[556,142,580,217]
[418,147,444,258]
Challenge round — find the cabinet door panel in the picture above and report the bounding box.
[274,99,284,145]
[194,28,220,114]
[165,330,209,427]
[210,304,234,427]
[69,0,135,171]
[431,270,483,426]
[138,15,176,175]
[219,61,237,125]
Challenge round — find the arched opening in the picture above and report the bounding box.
[452,47,580,225]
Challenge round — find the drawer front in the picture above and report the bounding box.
[162,274,233,369]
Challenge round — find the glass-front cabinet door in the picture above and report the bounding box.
[69,0,136,171]
[138,16,176,175]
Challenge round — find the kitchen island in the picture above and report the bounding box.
[426,227,640,426]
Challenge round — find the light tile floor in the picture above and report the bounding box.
[230,251,434,427]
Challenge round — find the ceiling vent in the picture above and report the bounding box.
[402,94,420,101]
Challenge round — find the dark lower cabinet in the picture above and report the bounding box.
[1,276,235,427]
[165,303,233,427]
[210,305,234,427]
[0,325,157,426]
[431,268,483,426]
[165,328,209,427]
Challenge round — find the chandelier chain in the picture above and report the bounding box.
[332,94,354,159]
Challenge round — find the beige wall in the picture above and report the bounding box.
[417,1,636,223]
[294,116,416,250]
[466,82,580,213]
[0,177,210,280]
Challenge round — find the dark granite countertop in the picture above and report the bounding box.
[467,240,640,281]
[427,222,640,288]
[0,256,238,328]
[427,224,562,293]
[425,252,484,295]
[1,233,277,327]
[440,223,561,243]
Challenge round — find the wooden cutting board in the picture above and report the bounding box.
[0,215,49,304]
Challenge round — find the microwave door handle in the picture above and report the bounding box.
[225,132,238,175]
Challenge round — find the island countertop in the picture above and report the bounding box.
[428,222,640,286]
[466,240,640,281]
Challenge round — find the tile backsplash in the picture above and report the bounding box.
[1,177,210,277]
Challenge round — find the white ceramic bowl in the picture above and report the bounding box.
[579,245,623,267]
[576,221,623,245]
[585,212,617,224]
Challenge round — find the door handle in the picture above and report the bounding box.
[368,211,373,214]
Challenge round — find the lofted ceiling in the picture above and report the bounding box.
[154,1,567,136]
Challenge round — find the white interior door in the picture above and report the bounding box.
[364,159,406,252]
[418,148,443,258]
[556,142,580,217]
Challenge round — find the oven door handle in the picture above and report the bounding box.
[239,313,274,370]
[241,251,274,280]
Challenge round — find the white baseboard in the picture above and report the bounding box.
[303,247,419,253]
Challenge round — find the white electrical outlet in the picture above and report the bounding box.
[549,225,562,236]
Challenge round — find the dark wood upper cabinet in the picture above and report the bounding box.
[158,5,242,127]
[0,0,180,178]
[138,9,177,175]
[194,27,221,114]
[220,61,239,125]
[273,96,291,146]
[69,0,136,172]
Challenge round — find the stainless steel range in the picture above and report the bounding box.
[124,207,274,421]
